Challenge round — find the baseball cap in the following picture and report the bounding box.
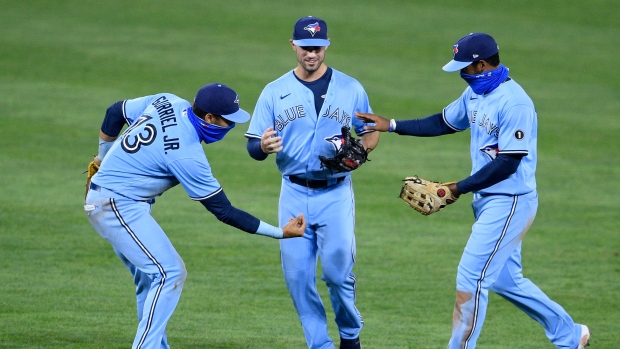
[442,33,499,72]
[292,16,331,47]
[194,83,250,123]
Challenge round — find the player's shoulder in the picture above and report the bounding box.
[498,79,534,107]
[330,68,366,92]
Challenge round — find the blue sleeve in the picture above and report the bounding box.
[246,138,268,161]
[456,154,523,194]
[394,113,456,137]
[199,189,260,234]
[100,101,127,137]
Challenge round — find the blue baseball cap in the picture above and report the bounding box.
[292,16,331,47]
[442,33,499,72]
[194,83,250,123]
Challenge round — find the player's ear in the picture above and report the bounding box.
[289,40,296,50]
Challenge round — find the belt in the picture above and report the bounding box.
[89,182,156,204]
[288,175,345,189]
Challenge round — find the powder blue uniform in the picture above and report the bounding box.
[85,93,226,349]
[245,69,372,349]
[443,80,584,349]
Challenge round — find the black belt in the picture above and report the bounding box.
[288,175,345,189]
[90,182,101,191]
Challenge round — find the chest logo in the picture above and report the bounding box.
[280,93,291,100]
[480,143,499,160]
[324,133,344,153]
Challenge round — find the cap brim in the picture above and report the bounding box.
[293,39,331,47]
[442,60,472,72]
[222,108,251,123]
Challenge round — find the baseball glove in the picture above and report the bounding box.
[319,126,368,173]
[399,176,458,216]
[84,158,99,199]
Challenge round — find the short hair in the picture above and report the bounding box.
[474,53,500,67]
[192,104,207,119]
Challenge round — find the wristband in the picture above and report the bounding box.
[389,119,396,132]
[97,137,114,161]
[255,221,284,239]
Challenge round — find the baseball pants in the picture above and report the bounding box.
[448,191,583,349]
[279,177,363,349]
[85,186,186,349]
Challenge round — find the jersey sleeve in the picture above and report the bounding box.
[352,85,373,136]
[497,104,535,156]
[245,88,274,139]
[167,157,222,200]
[122,95,162,125]
[442,91,470,131]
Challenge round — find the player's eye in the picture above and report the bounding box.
[301,46,322,53]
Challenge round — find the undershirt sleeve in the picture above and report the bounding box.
[394,113,457,137]
[456,154,523,194]
[100,101,126,137]
[199,189,260,234]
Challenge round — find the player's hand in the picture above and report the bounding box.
[261,126,283,154]
[282,214,306,238]
[355,112,390,132]
[93,155,102,167]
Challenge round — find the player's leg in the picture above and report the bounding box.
[313,178,363,346]
[86,191,186,349]
[448,193,536,349]
[279,180,333,349]
[491,244,584,349]
[116,249,171,349]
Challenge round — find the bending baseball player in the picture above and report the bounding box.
[245,16,379,349]
[84,83,305,349]
[356,33,589,349]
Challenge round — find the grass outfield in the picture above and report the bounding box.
[1,0,618,348]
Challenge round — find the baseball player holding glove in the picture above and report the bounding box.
[84,83,306,349]
[356,33,589,349]
[244,16,379,349]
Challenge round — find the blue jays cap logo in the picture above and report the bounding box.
[304,22,321,37]
[453,44,459,57]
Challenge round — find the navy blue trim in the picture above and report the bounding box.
[110,198,166,349]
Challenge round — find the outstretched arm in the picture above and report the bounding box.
[356,112,456,137]
[200,189,305,238]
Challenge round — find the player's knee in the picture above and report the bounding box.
[456,268,479,293]
[321,268,353,288]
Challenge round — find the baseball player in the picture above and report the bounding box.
[244,16,380,349]
[84,83,306,349]
[356,33,590,349]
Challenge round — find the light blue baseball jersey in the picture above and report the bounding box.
[442,79,537,195]
[245,69,373,180]
[92,93,221,201]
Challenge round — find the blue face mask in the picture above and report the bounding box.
[186,108,235,144]
[460,64,509,95]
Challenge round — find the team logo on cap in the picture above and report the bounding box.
[234,95,239,104]
[453,44,459,56]
[304,22,321,37]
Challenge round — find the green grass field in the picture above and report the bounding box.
[1,1,618,348]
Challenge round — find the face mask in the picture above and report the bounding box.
[460,64,509,95]
[186,108,235,144]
